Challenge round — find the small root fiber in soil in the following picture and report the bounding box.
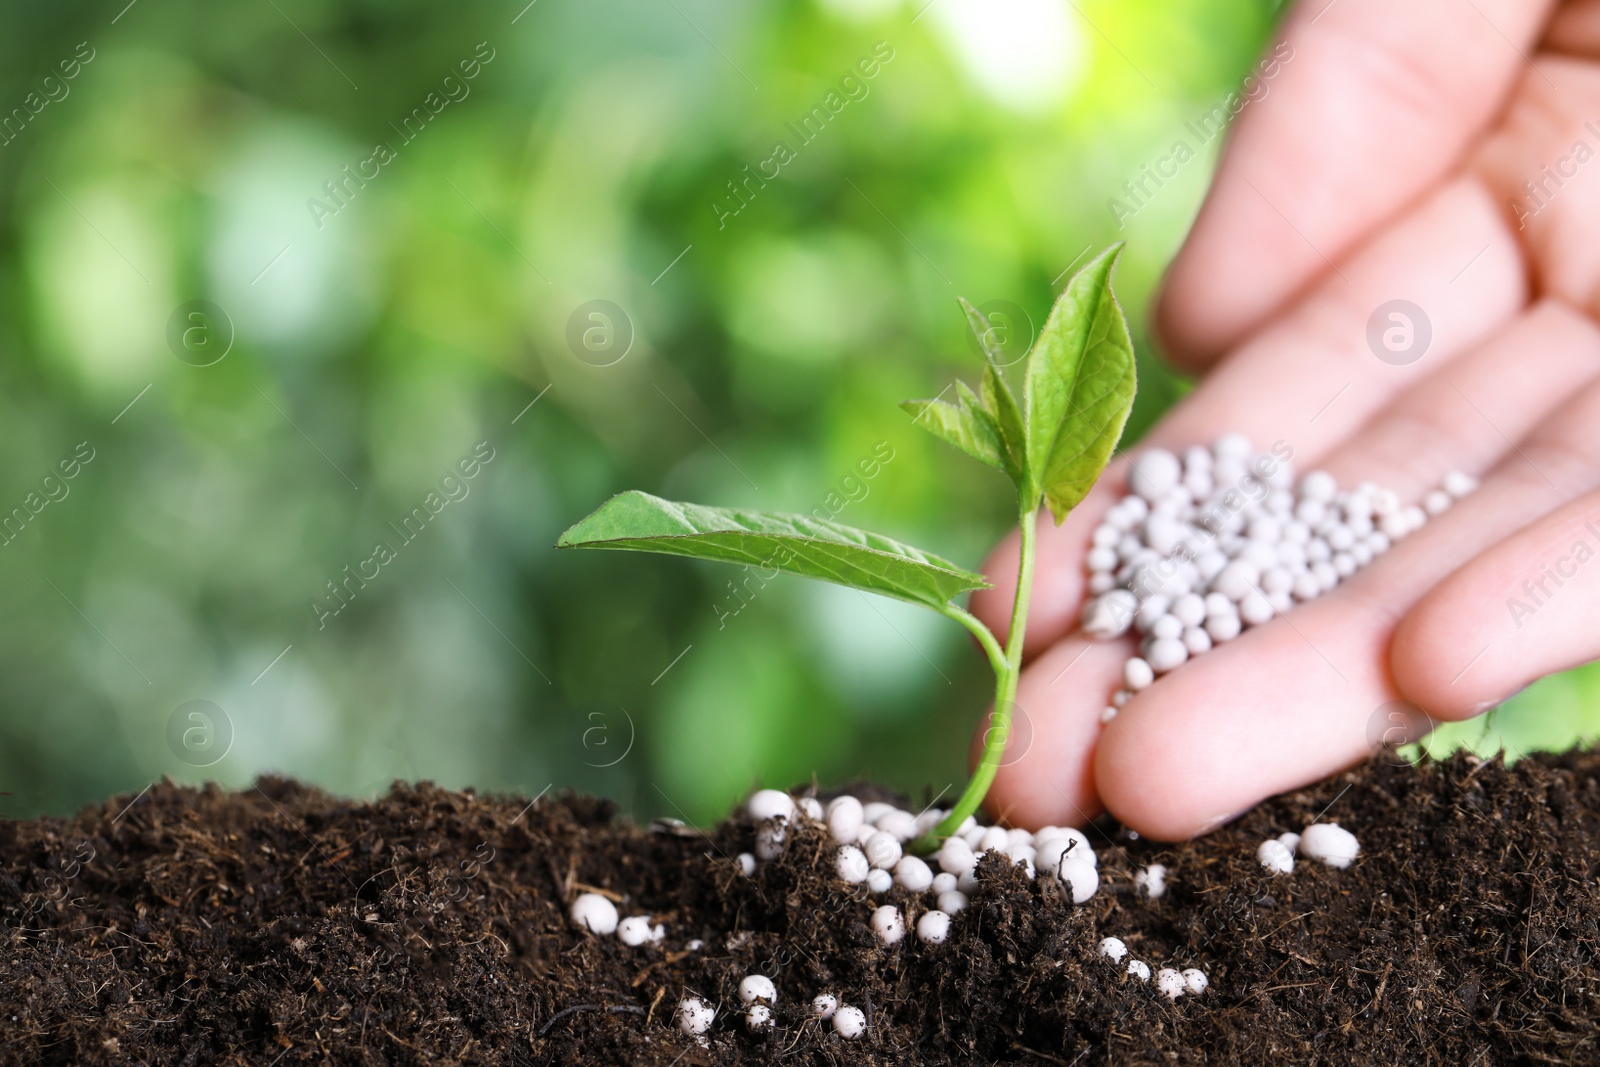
[3,751,1599,1065]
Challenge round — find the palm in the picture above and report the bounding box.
[971,0,1600,838]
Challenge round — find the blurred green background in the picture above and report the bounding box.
[0,0,1592,825]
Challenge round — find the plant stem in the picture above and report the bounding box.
[940,604,1008,688]
[915,505,1038,852]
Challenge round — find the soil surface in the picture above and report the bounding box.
[3,751,1599,1065]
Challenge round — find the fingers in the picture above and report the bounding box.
[1393,488,1600,717]
[1155,0,1550,367]
[1145,177,1525,459]
[972,176,1524,656]
[1009,301,1586,834]
[1469,56,1600,315]
[1093,308,1600,839]
[1314,299,1600,498]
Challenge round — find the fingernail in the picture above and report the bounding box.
[1196,808,1243,836]
[1471,684,1530,716]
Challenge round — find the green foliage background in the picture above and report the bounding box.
[0,0,1591,824]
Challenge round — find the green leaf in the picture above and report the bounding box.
[557,491,991,610]
[981,363,1025,482]
[959,296,1007,368]
[909,295,1029,488]
[1022,244,1138,522]
[956,379,1022,484]
[900,393,1007,474]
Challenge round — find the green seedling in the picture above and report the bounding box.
[558,244,1138,850]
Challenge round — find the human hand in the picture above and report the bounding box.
[970,0,1600,839]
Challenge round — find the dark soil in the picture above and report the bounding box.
[3,751,1599,1066]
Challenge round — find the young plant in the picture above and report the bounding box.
[557,244,1138,848]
